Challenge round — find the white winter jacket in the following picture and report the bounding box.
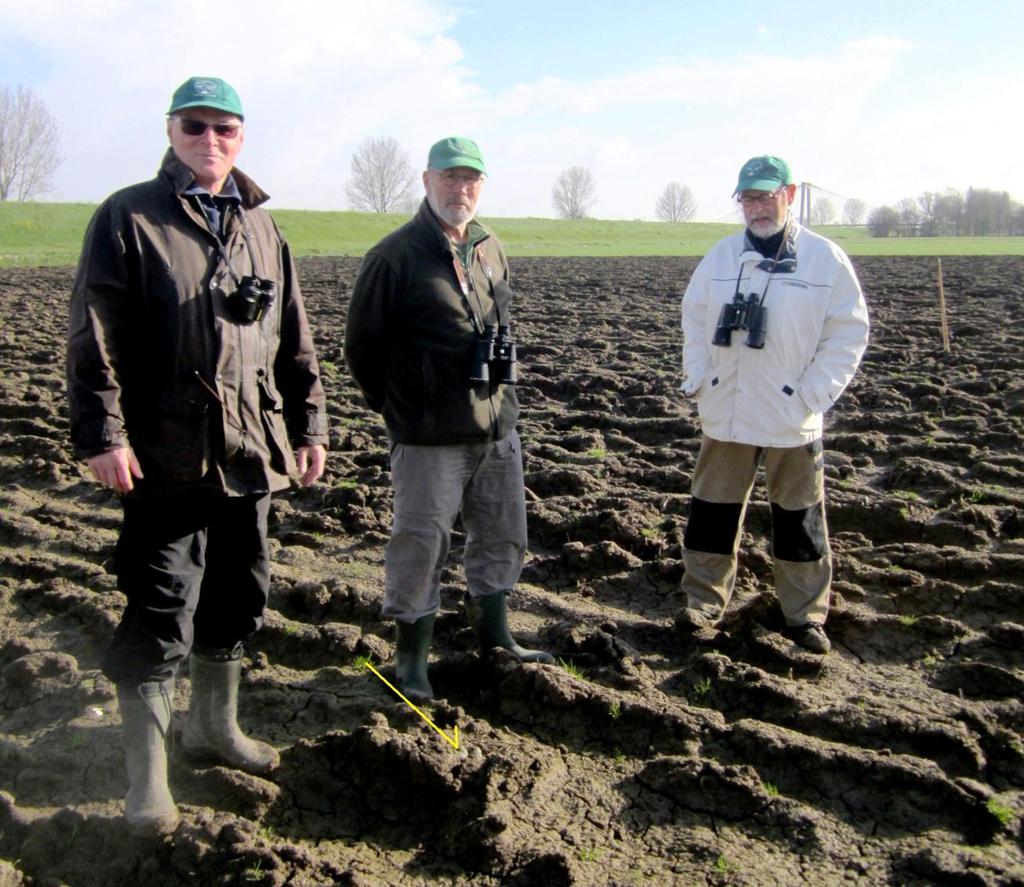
[681,222,869,447]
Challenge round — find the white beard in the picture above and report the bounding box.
[428,193,473,230]
[748,212,788,238]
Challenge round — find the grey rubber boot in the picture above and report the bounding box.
[182,650,280,776]
[465,591,555,664]
[394,613,436,703]
[118,680,179,836]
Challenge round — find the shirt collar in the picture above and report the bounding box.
[183,174,242,202]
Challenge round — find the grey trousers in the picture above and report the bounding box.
[383,430,528,623]
[682,435,832,626]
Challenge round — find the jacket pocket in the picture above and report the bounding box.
[258,379,297,476]
[136,388,211,484]
[779,382,816,429]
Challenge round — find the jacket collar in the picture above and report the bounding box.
[415,198,490,255]
[739,218,800,273]
[160,148,270,210]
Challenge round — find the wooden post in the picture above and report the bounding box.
[937,258,951,352]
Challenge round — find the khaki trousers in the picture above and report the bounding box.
[682,435,832,626]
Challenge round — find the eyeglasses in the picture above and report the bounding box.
[737,187,784,207]
[437,169,484,186]
[175,118,242,139]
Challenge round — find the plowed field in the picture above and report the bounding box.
[1,255,1022,885]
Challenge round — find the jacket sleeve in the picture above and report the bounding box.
[680,253,714,396]
[795,251,870,414]
[273,235,329,447]
[66,200,131,459]
[344,252,395,413]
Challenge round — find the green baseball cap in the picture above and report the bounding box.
[734,155,792,195]
[427,136,486,174]
[168,76,244,120]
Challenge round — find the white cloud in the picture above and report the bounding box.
[474,37,918,219]
[3,1,1018,222]
[2,0,470,205]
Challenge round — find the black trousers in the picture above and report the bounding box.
[102,490,272,686]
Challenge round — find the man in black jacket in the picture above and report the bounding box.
[345,136,552,702]
[67,76,328,834]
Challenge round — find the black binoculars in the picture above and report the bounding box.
[712,293,767,349]
[226,276,276,324]
[470,324,518,385]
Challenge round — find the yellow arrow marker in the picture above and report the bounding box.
[363,661,461,751]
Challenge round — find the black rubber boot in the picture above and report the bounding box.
[182,649,279,776]
[465,591,555,664]
[394,614,436,702]
[118,680,179,836]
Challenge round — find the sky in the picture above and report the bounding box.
[1,0,1020,222]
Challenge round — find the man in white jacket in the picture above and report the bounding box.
[679,155,869,654]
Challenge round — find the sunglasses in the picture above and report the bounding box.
[175,118,242,138]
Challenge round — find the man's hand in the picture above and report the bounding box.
[86,447,144,493]
[295,444,326,487]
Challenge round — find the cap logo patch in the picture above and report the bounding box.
[193,79,218,96]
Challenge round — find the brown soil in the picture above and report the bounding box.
[1,255,1022,886]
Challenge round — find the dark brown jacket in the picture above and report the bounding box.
[344,200,519,445]
[67,150,327,494]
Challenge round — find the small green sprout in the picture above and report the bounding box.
[987,798,1014,827]
[713,854,736,873]
[692,677,712,699]
[559,657,584,680]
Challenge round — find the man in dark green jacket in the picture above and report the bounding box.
[345,137,553,702]
[67,76,328,835]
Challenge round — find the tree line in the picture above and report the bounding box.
[5,82,1022,237]
[866,188,1024,238]
[342,143,699,224]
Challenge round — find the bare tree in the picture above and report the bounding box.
[1012,204,1024,236]
[552,166,596,219]
[936,189,964,236]
[0,84,61,202]
[655,182,697,222]
[344,136,417,213]
[842,198,866,226]
[964,187,1014,236]
[867,205,899,238]
[917,191,942,235]
[811,197,835,226]
[896,198,920,237]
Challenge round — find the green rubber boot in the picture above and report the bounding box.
[394,614,436,702]
[182,650,279,776]
[118,680,179,836]
[465,591,555,664]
